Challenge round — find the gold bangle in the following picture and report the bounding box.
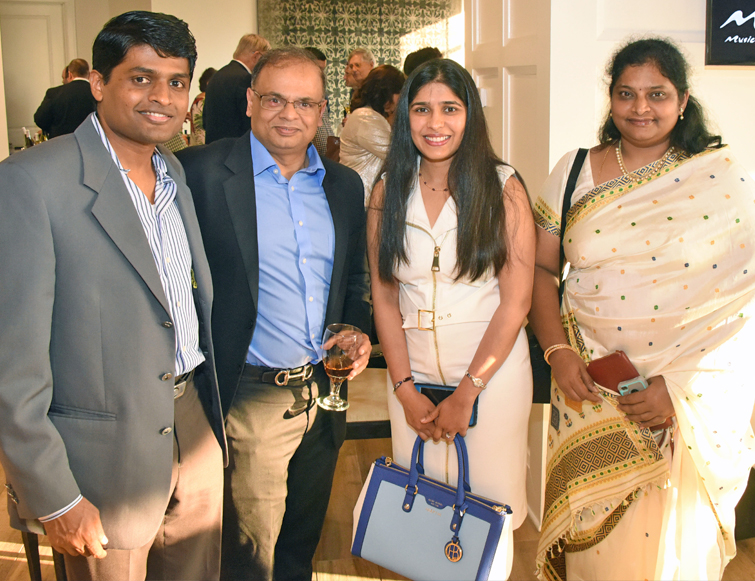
[543,343,577,365]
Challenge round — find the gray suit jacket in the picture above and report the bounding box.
[0,118,225,549]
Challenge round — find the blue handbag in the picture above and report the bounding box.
[351,435,514,581]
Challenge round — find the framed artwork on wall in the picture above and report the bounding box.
[706,0,755,65]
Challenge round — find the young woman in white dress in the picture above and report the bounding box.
[366,59,535,530]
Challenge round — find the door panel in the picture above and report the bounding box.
[465,0,551,529]
[0,0,74,150]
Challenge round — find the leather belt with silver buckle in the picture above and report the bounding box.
[174,369,195,399]
[244,363,314,386]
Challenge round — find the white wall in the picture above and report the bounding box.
[548,0,755,185]
[151,0,257,100]
[71,0,257,100]
[74,0,111,60]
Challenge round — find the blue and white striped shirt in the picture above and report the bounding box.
[91,113,204,377]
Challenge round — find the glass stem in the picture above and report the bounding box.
[330,378,344,399]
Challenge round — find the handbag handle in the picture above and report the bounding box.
[415,434,471,491]
[406,435,470,512]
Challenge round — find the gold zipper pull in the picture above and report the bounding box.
[432,246,441,272]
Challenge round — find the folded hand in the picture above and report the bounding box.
[43,497,108,558]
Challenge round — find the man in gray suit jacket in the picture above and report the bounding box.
[0,11,225,581]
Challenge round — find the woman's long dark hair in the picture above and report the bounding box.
[376,59,517,283]
[598,38,721,154]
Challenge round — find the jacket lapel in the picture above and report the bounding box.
[223,134,259,311]
[78,121,170,314]
[323,168,347,326]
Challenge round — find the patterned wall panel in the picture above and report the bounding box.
[258,0,461,123]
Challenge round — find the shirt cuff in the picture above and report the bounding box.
[38,495,83,522]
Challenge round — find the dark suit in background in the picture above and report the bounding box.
[34,78,96,138]
[176,132,370,580]
[203,60,251,144]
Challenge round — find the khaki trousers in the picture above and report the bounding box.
[64,377,224,581]
[220,364,345,581]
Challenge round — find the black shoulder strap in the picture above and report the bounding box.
[558,148,588,302]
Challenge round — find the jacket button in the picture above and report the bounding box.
[161,373,173,381]
[162,321,173,328]
[160,426,173,436]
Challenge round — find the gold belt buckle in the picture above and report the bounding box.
[417,309,435,331]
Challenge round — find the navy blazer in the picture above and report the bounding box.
[176,132,370,416]
[33,79,96,138]
[203,61,252,144]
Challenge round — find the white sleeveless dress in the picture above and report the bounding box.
[386,165,532,529]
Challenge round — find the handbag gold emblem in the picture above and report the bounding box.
[444,539,462,562]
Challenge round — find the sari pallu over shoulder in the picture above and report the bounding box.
[534,147,755,580]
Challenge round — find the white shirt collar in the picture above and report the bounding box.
[233,59,251,74]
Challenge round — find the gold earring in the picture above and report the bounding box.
[679,109,684,120]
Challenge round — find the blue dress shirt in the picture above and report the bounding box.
[246,131,335,368]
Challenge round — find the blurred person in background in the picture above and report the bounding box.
[204,33,270,143]
[304,47,334,158]
[34,58,96,138]
[403,46,442,76]
[190,67,216,145]
[339,64,405,204]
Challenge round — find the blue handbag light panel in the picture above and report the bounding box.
[352,435,514,581]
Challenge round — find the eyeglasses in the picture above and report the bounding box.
[252,90,324,114]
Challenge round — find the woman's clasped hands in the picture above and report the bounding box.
[395,385,476,442]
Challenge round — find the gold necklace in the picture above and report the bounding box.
[615,139,674,183]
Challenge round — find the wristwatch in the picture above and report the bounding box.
[465,371,487,390]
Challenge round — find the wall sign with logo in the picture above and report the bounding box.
[707,1,755,65]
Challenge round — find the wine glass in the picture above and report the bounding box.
[318,323,361,411]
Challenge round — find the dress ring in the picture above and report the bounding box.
[445,432,452,439]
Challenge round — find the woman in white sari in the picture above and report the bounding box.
[530,38,755,581]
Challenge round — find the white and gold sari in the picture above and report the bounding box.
[534,147,755,581]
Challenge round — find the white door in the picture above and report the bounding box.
[464,0,552,529]
[0,0,76,151]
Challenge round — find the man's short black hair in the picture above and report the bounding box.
[92,11,197,83]
[304,47,327,62]
[403,47,442,76]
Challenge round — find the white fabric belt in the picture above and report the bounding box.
[401,287,500,330]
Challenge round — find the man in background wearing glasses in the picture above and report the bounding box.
[176,48,371,581]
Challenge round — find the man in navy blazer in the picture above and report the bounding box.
[34,58,96,138]
[203,33,270,144]
[0,12,225,580]
[176,48,370,581]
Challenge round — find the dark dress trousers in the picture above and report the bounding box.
[203,60,252,144]
[33,79,97,138]
[175,133,370,579]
